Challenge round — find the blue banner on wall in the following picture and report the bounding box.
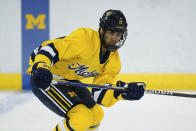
[22,0,49,90]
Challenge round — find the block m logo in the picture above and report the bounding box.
[25,14,46,30]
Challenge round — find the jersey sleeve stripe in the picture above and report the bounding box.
[33,46,40,54]
[30,46,42,62]
[47,43,59,64]
[30,43,59,65]
[37,50,54,64]
[40,45,56,57]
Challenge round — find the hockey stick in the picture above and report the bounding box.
[145,89,196,98]
[52,81,196,98]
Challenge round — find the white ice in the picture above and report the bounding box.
[0,91,195,131]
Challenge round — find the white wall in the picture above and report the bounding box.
[0,0,21,73]
[1,0,196,73]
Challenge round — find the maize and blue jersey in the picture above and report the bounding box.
[27,27,122,107]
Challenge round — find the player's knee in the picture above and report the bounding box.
[87,105,103,130]
[91,104,104,126]
[69,115,92,130]
[87,123,100,130]
[67,104,94,130]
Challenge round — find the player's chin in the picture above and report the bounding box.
[107,42,117,46]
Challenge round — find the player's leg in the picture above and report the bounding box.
[31,80,81,117]
[31,78,103,130]
[85,122,100,131]
[52,104,104,131]
[86,128,100,131]
[87,104,103,130]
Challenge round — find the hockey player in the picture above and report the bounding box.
[27,9,145,131]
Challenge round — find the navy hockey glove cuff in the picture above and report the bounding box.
[31,62,52,90]
[116,81,145,100]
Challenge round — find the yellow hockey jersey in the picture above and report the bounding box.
[27,27,122,107]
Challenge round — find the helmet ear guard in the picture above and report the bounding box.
[99,9,128,51]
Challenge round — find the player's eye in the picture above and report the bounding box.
[106,30,122,40]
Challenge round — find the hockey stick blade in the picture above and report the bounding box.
[52,81,196,98]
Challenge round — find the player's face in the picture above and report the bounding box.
[104,30,122,46]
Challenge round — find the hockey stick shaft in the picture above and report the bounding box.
[52,81,196,98]
[145,89,196,98]
[52,81,125,91]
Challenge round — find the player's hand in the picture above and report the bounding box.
[74,84,96,109]
[116,81,145,100]
[31,62,52,90]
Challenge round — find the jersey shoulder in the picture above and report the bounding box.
[65,27,100,57]
[68,27,99,43]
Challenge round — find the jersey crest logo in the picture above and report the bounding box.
[68,63,99,78]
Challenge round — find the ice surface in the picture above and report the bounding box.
[0,91,195,131]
